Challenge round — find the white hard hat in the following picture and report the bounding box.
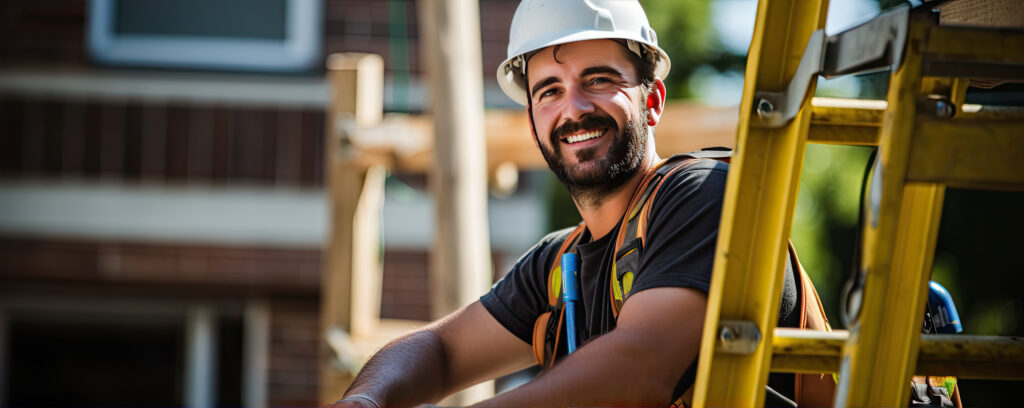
[497,0,671,106]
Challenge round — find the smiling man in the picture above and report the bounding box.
[329,1,808,407]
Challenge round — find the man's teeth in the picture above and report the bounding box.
[565,130,603,143]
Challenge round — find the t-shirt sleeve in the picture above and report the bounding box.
[479,228,573,344]
[627,159,728,298]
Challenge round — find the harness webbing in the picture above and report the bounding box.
[528,149,832,405]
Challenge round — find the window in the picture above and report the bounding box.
[1,300,266,407]
[87,0,323,72]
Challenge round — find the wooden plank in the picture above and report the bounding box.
[351,103,738,174]
[319,53,388,405]
[419,0,493,404]
[419,0,492,319]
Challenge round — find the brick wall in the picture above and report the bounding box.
[0,0,89,65]
[0,0,518,79]
[0,0,520,184]
[323,0,517,79]
[0,97,326,187]
[0,237,506,318]
[380,250,430,320]
[268,299,321,407]
[0,1,521,404]
[0,238,321,292]
[0,237,508,405]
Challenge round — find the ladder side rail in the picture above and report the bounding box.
[834,11,948,407]
[691,0,829,406]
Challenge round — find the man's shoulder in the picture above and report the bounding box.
[535,224,578,256]
[539,224,579,245]
[514,225,579,272]
[656,157,729,197]
[671,156,729,176]
[620,157,729,299]
[643,157,729,228]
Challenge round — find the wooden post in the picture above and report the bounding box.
[419,0,494,404]
[418,0,492,331]
[319,53,388,405]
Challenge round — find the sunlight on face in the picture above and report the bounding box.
[525,40,650,199]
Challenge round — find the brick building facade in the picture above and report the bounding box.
[0,1,536,406]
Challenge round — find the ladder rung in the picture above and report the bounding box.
[771,329,1024,380]
[808,98,1024,149]
[909,116,1024,190]
[771,329,846,374]
[809,97,885,146]
[923,24,1024,79]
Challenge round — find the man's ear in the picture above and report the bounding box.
[646,78,667,127]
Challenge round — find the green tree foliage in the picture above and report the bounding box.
[642,0,745,99]
[791,144,874,324]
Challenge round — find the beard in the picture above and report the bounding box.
[539,108,649,206]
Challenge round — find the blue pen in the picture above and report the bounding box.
[561,253,580,354]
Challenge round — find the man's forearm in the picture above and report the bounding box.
[343,329,450,407]
[473,327,683,407]
[475,287,706,407]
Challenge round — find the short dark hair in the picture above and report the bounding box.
[616,40,657,91]
[545,40,656,91]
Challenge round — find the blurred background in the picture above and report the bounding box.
[0,0,1020,407]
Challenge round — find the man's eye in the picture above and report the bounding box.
[540,88,559,98]
[589,77,611,85]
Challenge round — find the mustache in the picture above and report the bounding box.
[551,115,618,141]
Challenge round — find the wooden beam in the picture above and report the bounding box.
[345,103,739,174]
[320,53,388,405]
[346,98,1024,173]
[419,0,492,319]
[420,0,494,404]
[654,103,738,153]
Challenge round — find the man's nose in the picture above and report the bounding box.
[562,86,595,121]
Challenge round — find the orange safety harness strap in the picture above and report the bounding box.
[528,148,835,405]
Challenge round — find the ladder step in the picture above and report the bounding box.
[771,328,1024,380]
[809,97,885,146]
[923,24,1024,79]
[909,117,1024,190]
[807,97,1024,156]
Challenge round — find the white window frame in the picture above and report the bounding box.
[87,0,323,72]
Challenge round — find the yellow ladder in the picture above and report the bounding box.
[690,0,1024,406]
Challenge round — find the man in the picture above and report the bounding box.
[331,1,803,406]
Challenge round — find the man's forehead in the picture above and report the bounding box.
[526,39,634,78]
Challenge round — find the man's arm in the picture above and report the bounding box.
[476,286,707,407]
[329,301,534,407]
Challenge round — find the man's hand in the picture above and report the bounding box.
[325,399,372,408]
[325,393,380,408]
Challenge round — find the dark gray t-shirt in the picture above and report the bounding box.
[480,159,800,402]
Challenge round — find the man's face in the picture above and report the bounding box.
[526,39,651,197]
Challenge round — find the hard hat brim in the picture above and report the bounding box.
[496,32,671,106]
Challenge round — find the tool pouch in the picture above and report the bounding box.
[910,381,954,408]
